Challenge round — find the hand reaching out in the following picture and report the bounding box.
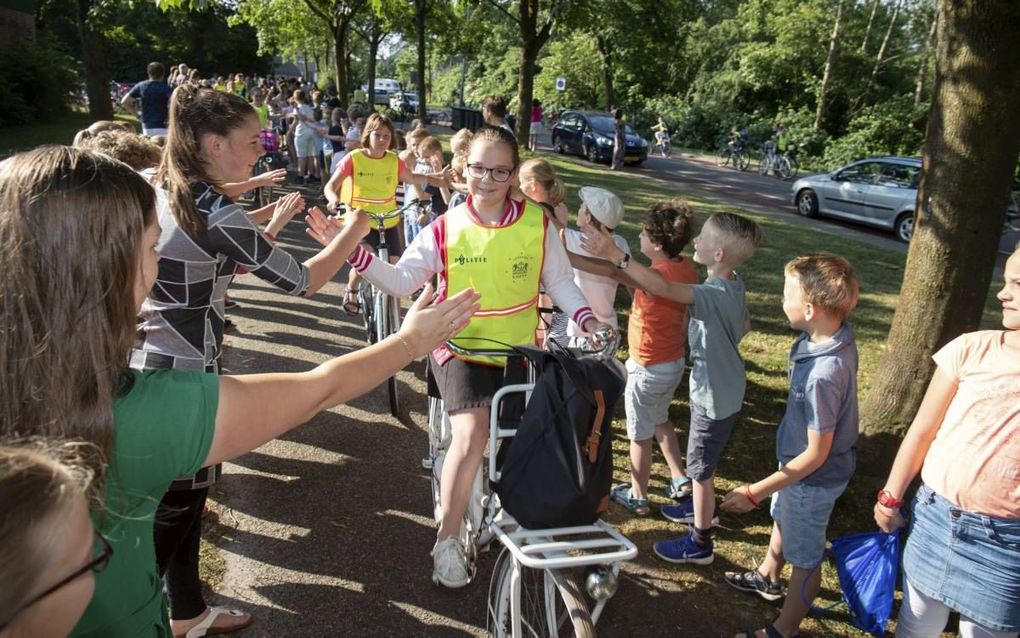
[259,168,287,188]
[580,225,623,261]
[720,486,757,514]
[304,206,339,246]
[398,283,481,358]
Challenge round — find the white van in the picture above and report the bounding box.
[374,78,401,94]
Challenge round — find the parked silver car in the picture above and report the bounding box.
[792,157,921,242]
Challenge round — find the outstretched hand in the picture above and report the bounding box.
[304,206,339,247]
[259,168,287,187]
[272,191,305,224]
[399,284,481,358]
[580,224,621,260]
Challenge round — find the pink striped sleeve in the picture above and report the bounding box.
[347,244,374,272]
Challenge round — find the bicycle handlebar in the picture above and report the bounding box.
[332,199,431,224]
[446,325,620,362]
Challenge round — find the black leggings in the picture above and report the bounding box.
[154,486,209,620]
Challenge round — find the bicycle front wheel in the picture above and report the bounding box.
[376,293,400,417]
[488,548,595,638]
[715,148,730,167]
[736,150,751,171]
[776,156,792,180]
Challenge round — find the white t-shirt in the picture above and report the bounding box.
[563,228,631,335]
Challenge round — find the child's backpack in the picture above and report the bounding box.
[492,345,625,530]
[259,129,280,153]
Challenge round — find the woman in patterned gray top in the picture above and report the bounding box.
[134,85,360,637]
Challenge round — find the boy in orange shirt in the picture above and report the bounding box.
[610,199,699,515]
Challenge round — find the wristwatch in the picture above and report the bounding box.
[616,253,630,269]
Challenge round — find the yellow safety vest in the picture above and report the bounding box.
[340,149,401,229]
[444,200,546,366]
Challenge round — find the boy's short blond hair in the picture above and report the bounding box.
[417,135,442,156]
[785,253,860,320]
[708,212,763,266]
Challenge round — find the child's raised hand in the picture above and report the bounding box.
[720,486,757,514]
[398,283,481,358]
[272,191,304,222]
[342,206,371,238]
[581,224,622,261]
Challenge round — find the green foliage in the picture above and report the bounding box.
[821,95,926,168]
[533,32,602,110]
[0,34,79,128]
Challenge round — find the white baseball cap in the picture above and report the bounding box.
[578,186,624,229]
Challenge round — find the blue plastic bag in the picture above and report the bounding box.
[831,530,900,637]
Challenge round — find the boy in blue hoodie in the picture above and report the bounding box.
[719,253,860,638]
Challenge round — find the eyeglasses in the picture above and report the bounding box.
[0,532,113,630]
[466,164,513,183]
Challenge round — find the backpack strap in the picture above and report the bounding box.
[583,389,606,463]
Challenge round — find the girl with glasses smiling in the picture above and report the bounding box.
[323,125,609,588]
[0,441,103,638]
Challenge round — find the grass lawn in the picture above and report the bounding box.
[509,148,998,636]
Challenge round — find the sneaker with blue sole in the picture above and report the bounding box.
[661,500,719,525]
[653,531,714,565]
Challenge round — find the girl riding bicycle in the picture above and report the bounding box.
[323,113,446,315]
[336,126,607,588]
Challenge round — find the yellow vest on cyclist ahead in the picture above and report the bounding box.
[340,149,401,229]
[444,200,545,366]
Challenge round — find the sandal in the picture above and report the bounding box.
[610,483,650,516]
[342,287,361,316]
[174,606,253,638]
[664,476,693,501]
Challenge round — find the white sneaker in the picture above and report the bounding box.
[431,537,470,588]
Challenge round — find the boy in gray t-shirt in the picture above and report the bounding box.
[576,211,762,565]
[720,254,860,638]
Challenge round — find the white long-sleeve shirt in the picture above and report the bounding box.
[348,197,595,359]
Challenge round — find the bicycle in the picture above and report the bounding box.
[424,332,638,636]
[776,144,799,181]
[344,198,430,417]
[716,140,750,171]
[651,130,672,158]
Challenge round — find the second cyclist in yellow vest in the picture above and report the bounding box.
[344,126,606,588]
[324,113,444,315]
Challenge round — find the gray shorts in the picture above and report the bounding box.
[686,402,738,481]
[771,477,847,568]
[624,357,685,440]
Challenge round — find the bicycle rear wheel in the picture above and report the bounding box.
[758,156,770,175]
[775,156,792,180]
[488,548,595,638]
[375,293,400,417]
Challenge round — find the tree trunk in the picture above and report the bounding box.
[76,0,112,121]
[596,35,614,110]
[367,25,380,112]
[413,0,427,121]
[860,0,1020,451]
[514,0,557,148]
[814,0,845,130]
[859,0,880,53]
[867,0,902,91]
[333,23,349,109]
[914,9,938,106]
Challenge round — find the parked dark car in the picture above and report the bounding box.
[550,110,648,165]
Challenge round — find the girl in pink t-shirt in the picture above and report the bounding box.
[875,246,1020,636]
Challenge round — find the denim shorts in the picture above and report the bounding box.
[902,483,1020,632]
[685,402,738,481]
[770,477,847,568]
[624,357,685,440]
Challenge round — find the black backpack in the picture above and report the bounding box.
[492,345,625,530]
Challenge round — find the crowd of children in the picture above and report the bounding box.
[1,72,1017,638]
